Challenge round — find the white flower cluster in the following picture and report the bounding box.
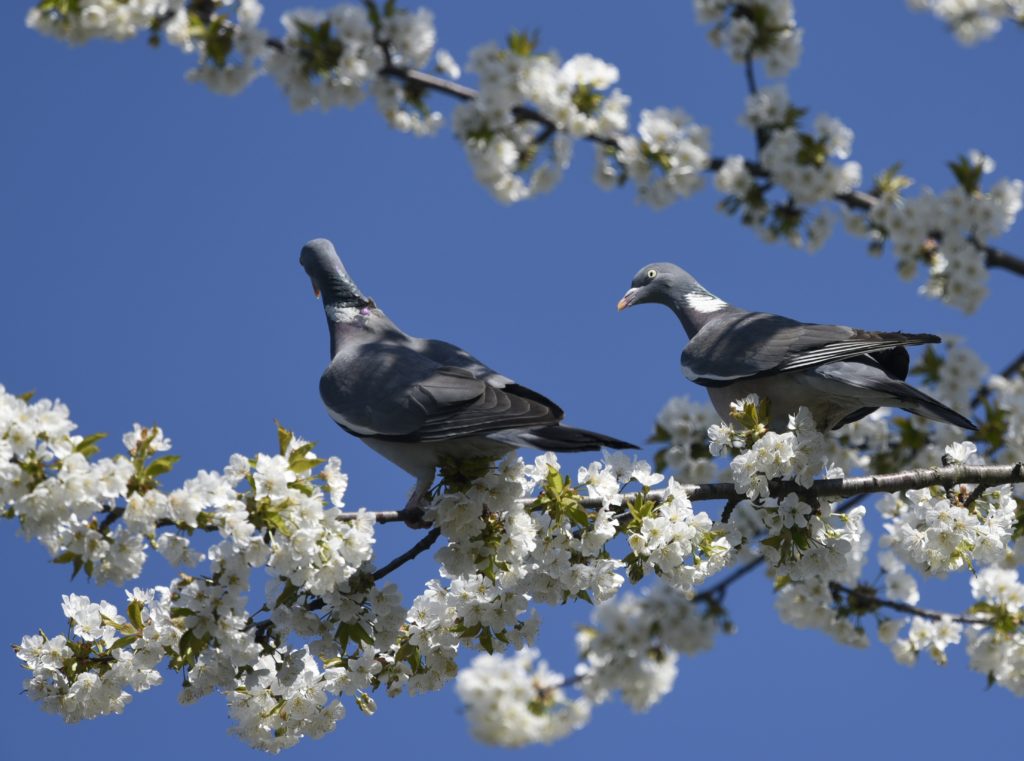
[760,116,861,205]
[1,385,148,584]
[576,584,718,710]
[455,649,589,747]
[864,152,1023,312]
[965,568,1024,693]
[453,44,630,202]
[722,404,829,499]
[265,3,435,117]
[601,107,712,209]
[16,588,184,723]
[707,400,877,644]
[908,0,1024,45]
[696,0,803,76]
[757,486,873,648]
[625,478,733,594]
[454,583,721,747]
[824,409,896,474]
[27,1,268,95]
[933,339,988,416]
[879,443,1016,576]
[988,371,1024,464]
[429,453,626,607]
[23,0,720,210]
[874,553,962,667]
[716,85,859,251]
[653,395,722,484]
[8,381,1024,746]
[27,0,180,44]
[225,648,346,752]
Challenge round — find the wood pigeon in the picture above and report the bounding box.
[617,262,976,432]
[300,238,637,512]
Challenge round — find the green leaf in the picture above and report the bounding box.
[507,28,540,56]
[274,581,300,608]
[872,162,913,196]
[364,0,381,29]
[74,432,107,457]
[145,455,180,477]
[948,154,984,195]
[276,421,293,456]
[127,599,145,631]
[110,635,138,650]
[910,345,943,383]
[479,627,494,654]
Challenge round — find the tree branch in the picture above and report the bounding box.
[105,9,1024,279]
[829,582,994,626]
[581,462,1024,509]
[978,240,1024,277]
[343,463,1023,522]
[380,61,1024,277]
[372,527,442,581]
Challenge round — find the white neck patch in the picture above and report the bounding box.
[325,304,366,323]
[684,292,728,314]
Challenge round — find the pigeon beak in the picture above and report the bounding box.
[617,288,639,311]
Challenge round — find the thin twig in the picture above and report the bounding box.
[694,555,763,603]
[830,582,994,626]
[972,348,1024,407]
[690,492,866,604]
[372,527,442,581]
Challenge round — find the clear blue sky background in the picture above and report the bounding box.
[3,2,1022,759]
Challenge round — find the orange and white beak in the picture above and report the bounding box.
[617,287,639,311]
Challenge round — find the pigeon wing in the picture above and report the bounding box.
[682,312,938,387]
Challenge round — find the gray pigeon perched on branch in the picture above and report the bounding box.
[300,238,637,513]
[617,262,976,432]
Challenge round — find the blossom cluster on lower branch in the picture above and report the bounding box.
[4,382,1024,749]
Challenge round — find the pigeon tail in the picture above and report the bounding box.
[491,425,639,452]
[896,392,977,431]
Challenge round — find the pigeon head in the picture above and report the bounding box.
[617,263,709,310]
[299,238,372,311]
[617,262,729,338]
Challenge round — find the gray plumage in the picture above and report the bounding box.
[300,238,637,509]
[618,262,976,432]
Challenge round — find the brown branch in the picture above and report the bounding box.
[829,582,994,626]
[979,240,1024,277]
[345,463,1023,523]
[372,527,441,581]
[581,462,1024,509]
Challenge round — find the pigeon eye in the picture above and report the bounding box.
[647,269,657,279]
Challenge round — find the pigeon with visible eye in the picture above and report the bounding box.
[617,262,976,432]
[300,238,638,514]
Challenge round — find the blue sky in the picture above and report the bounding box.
[2,2,1023,759]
